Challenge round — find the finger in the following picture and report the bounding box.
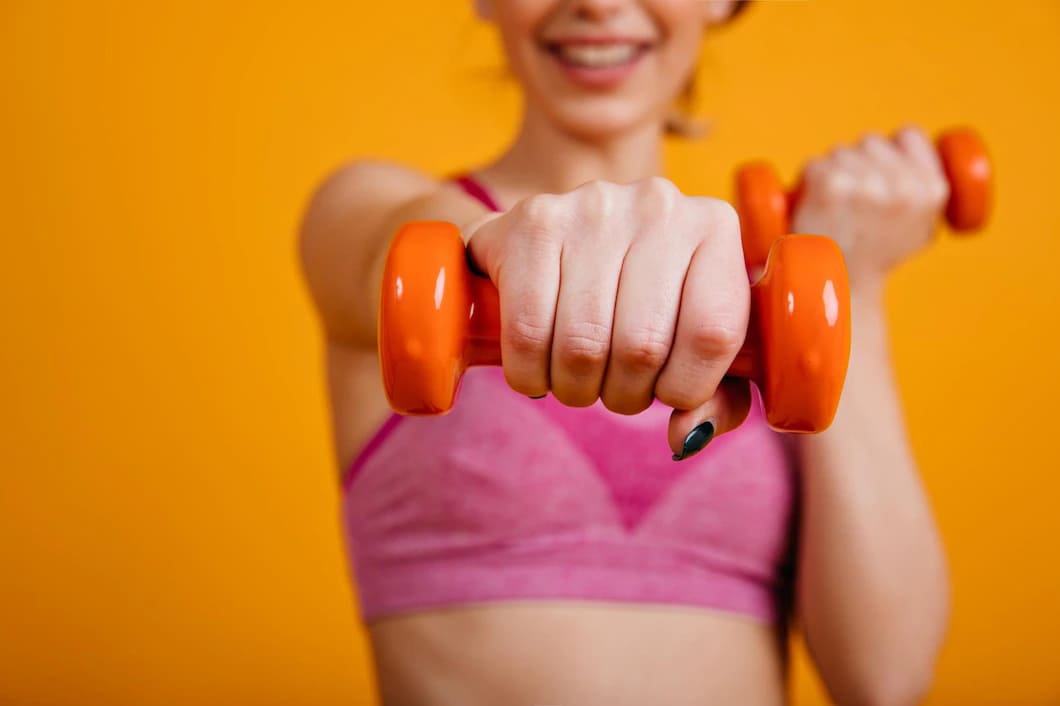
[859,132,905,172]
[668,377,753,461]
[893,126,950,209]
[549,232,626,407]
[654,200,748,413]
[470,196,563,398]
[797,156,846,209]
[893,125,945,176]
[602,229,691,415]
[834,143,893,204]
[861,133,918,207]
[831,146,871,179]
[548,183,630,406]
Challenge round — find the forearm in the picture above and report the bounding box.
[794,285,950,705]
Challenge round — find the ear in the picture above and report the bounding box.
[474,0,494,21]
[701,0,740,27]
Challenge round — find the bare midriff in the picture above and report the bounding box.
[368,603,787,706]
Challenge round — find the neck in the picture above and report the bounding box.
[479,106,665,205]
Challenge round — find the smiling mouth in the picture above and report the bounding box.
[544,42,652,69]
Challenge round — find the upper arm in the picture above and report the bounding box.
[298,161,488,348]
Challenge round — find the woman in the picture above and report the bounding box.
[299,1,950,703]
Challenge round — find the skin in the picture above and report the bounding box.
[299,1,950,704]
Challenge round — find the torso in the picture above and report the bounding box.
[324,174,793,705]
[327,346,791,706]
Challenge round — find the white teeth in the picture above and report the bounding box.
[557,44,639,68]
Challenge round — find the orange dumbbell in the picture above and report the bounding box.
[735,127,992,270]
[378,221,851,433]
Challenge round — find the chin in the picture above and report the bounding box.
[546,99,663,142]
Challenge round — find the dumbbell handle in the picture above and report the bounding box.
[736,127,991,270]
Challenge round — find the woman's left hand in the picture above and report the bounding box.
[791,126,950,294]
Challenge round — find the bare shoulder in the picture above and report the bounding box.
[298,159,490,349]
[302,160,438,233]
[299,159,488,252]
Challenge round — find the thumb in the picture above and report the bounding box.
[668,377,753,461]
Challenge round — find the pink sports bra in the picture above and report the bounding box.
[339,175,799,623]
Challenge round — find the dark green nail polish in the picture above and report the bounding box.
[672,420,715,461]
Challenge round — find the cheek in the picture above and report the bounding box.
[493,0,553,40]
[646,2,705,82]
[655,27,703,93]
[671,15,706,63]
[649,0,708,37]
[492,2,552,77]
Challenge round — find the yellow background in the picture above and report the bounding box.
[2,1,1059,704]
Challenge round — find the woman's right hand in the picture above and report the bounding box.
[466,177,753,459]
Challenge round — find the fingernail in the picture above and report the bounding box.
[672,420,715,462]
[529,394,547,400]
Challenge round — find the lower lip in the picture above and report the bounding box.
[548,48,648,90]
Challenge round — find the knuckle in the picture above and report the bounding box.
[686,197,740,245]
[688,321,744,361]
[514,196,566,250]
[898,125,929,143]
[506,316,552,358]
[859,174,891,203]
[823,170,856,199]
[894,171,947,211]
[639,176,681,218]
[576,179,616,214]
[612,330,671,374]
[518,193,562,228]
[901,180,950,218]
[896,126,934,157]
[708,198,741,236]
[859,133,888,154]
[645,175,681,198]
[556,323,611,372]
